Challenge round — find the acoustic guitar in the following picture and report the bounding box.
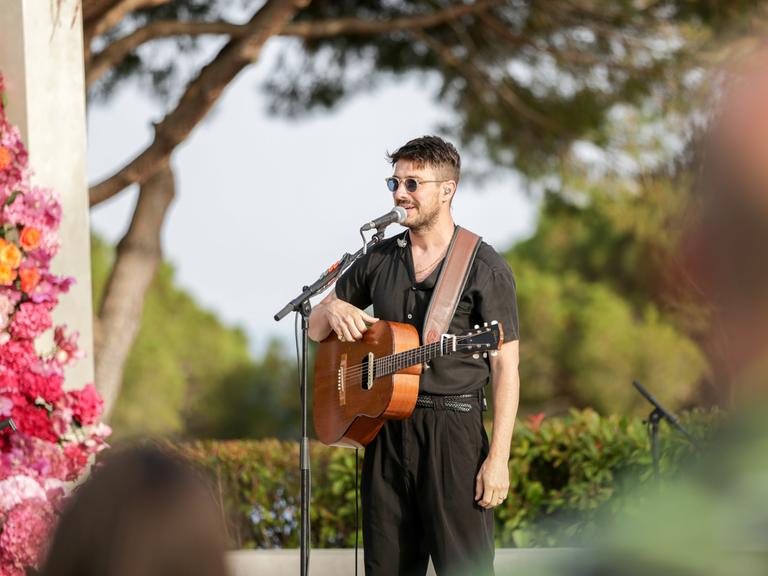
[313,320,503,448]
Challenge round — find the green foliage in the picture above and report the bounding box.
[90,234,114,312]
[186,340,307,440]
[500,408,718,547]
[91,235,300,440]
[504,174,710,414]
[85,1,760,424]
[89,0,768,177]
[172,409,719,549]
[174,439,363,548]
[510,257,708,414]
[266,0,762,176]
[109,258,253,436]
[512,180,686,308]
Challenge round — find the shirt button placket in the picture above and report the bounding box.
[407,286,416,321]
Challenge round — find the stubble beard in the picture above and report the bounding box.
[405,202,441,233]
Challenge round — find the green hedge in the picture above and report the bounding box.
[173,409,718,549]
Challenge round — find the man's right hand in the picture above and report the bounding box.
[325,297,378,342]
[308,291,378,342]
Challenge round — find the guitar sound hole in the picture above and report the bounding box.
[360,355,373,390]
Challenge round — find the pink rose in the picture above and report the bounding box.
[67,383,103,426]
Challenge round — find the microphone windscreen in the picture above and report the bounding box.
[393,206,407,224]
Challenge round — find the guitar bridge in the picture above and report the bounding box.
[338,354,347,406]
[362,352,375,390]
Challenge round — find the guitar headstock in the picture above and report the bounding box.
[455,321,504,356]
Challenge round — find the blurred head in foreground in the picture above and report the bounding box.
[39,445,229,576]
[492,46,768,576]
[684,44,768,404]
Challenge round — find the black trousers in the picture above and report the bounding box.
[361,396,495,576]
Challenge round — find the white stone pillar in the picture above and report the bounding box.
[0,0,94,389]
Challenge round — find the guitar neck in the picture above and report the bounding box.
[374,338,452,378]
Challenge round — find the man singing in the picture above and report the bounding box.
[309,135,520,576]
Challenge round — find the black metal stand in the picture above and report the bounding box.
[648,408,662,479]
[633,381,698,481]
[274,230,387,576]
[298,300,311,576]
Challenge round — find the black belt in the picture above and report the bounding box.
[415,393,477,413]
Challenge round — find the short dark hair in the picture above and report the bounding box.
[387,135,461,183]
[40,445,228,576]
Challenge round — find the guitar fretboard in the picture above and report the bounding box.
[372,339,450,378]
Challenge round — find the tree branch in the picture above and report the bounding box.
[284,0,501,37]
[86,0,501,88]
[89,0,311,207]
[414,30,557,131]
[94,159,175,420]
[87,20,246,86]
[83,0,175,59]
[91,0,176,41]
[84,0,121,23]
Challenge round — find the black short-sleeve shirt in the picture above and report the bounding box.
[335,229,519,395]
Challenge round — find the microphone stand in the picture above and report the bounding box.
[0,418,15,432]
[274,227,389,576]
[632,380,699,480]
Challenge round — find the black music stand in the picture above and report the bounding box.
[632,380,698,479]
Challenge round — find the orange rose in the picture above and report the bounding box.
[0,263,16,286]
[0,240,21,269]
[19,267,40,293]
[0,147,11,171]
[19,227,41,251]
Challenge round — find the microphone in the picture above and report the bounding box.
[360,206,407,232]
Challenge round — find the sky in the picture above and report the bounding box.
[86,39,538,356]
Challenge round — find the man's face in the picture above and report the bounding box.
[390,159,446,232]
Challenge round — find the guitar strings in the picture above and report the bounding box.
[318,333,491,386]
[333,340,443,382]
[327,340,443,383]
[335,333,481,380]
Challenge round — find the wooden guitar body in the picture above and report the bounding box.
[313,321,421,448]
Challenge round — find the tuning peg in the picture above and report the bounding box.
[472,353,480,359]
[491,320,498,325]
[482,352,488,359]
[474,324,479,329]
[484,322,488,327]
[490,351,498,357]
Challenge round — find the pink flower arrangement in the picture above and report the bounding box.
[0,74,110,575]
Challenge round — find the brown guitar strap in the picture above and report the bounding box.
[422,226,482,345]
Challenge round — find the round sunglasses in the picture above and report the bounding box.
[385,176,446,193]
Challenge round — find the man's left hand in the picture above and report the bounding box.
[474,455,510,509]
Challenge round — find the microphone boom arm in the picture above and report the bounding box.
[633,380,699,448]
[273,228,387,321]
